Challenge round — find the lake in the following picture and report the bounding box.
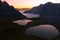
[20,11,40,18]
[13,11,40,25]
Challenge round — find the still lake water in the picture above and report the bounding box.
[13,11,59,38]
[13,19,32,25]
[25,25,59,39]
[20,11,40,18]
[13,11,40,25]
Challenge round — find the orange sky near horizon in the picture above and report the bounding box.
[2,0,60,8]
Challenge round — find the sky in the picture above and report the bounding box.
[2,0,60,8]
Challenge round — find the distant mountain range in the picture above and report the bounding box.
[16,8,31,11]
[24,2,60,23]
[24,4,43,14]
[0,0,26,20]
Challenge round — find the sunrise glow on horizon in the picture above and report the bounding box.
[2,0,60,8]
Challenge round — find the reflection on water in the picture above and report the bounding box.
[25,25,59,39]
[20,11,40,18]
[22,13,40,18]
[13,11,39,25]
[13,19,32,25]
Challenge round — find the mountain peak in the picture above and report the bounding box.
[0,0,26,20]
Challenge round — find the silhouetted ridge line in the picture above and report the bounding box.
[0,0,26,20]
[24,2,60,23]
[24,2,60,31]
